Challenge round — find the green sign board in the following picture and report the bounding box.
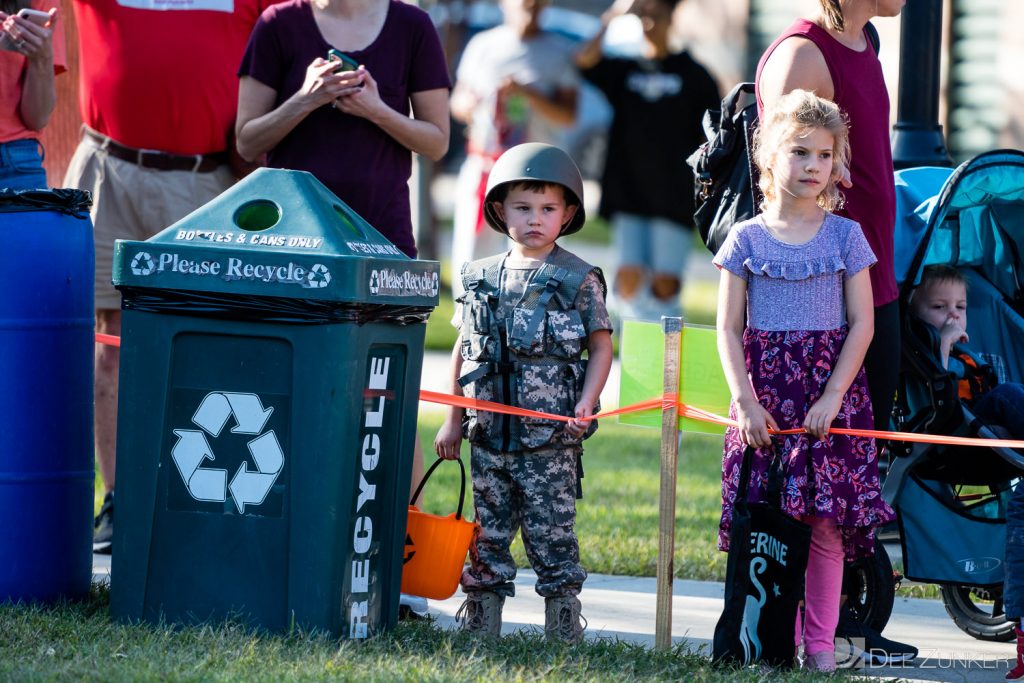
[618,320,731,435]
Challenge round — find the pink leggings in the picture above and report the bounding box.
[794,517,844,656]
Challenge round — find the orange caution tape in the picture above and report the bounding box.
[95,333,121,348]
[417,389,663,423]
[95,332,1024,450]
[673,397,1024,449]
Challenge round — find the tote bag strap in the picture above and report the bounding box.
[739,440,785,510]
[409,457,469,520]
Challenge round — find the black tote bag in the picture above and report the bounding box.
[713,445,812,668]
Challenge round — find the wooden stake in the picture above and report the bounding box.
[655,316,682,650]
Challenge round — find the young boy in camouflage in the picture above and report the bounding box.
[434,143,613,643]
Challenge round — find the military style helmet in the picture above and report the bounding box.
[483,143,586,236]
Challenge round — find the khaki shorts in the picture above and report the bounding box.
[63,133,235,310]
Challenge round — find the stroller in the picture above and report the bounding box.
[879,149,1024,642]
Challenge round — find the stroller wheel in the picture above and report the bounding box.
[843,538,896,632]
[940,584,1016,642]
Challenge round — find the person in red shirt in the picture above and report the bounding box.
[63,0,278,554]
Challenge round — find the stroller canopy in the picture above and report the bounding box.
[894,149,1024,304]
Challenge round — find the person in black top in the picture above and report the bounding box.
[576,0,718,320]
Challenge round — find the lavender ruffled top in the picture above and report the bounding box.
[713,213,877,331]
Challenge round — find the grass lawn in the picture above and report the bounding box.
[1,585,844,682]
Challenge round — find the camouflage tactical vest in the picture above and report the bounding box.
[458,245,606,452]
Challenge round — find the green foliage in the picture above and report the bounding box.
[574,215,612,245]
[424,290,458,354]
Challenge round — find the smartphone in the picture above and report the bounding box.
[327,48,359,74]
[0,8,53,51]
[17,7,52,24]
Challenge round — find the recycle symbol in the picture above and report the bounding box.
[307,263,331,288]
[172,391,283,514]
[130,252,155,276]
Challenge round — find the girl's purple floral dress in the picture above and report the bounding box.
[713,213,896,560]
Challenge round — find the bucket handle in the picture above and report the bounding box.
[409,457,468,521]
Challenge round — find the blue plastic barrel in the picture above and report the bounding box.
[0,189,94,603]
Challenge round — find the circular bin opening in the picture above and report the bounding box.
[334,205,365,238]
[234,200,282,231]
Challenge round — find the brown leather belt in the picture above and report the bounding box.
[84,128,228,173]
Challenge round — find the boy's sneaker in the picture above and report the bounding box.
[398,593,428,621]
[835,604,918,665]
[93,491,114,554]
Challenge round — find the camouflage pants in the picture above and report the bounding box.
[461,444,586,598]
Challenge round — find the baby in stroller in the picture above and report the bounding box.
[909,265,1024,437]
[910,264,1024,681]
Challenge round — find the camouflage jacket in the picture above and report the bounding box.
[457,245,608,452]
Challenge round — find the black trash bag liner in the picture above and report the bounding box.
[119,286,433,326]
[0,188,92,217]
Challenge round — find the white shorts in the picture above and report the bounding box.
[63,133,234,310]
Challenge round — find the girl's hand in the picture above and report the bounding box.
[566,401,593,440]
[4,8,56,62]
[804,392,842,439]
[434,417,463,461]
[299,58,364,109]
[333,67,386,120]
[736,397,778,449]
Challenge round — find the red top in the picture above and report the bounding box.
[0,0,67,144]
[756,19,897,306]
[72,0,275,155]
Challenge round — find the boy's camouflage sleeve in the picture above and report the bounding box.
[574,271,613,336]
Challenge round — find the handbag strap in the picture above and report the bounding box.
[409,457,469,520]
[738,440,785,509]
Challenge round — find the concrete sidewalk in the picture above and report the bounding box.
[91,553,1013,682]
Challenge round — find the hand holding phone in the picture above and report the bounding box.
[327,49,359,74]
[0,8,55,53]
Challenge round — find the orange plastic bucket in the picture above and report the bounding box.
[401,457,478,600]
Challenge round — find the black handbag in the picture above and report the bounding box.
[712,445,812,668]
[686,81,761,255]
[687,24,878,256]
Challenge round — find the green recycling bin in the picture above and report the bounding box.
[109,168,438,638]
